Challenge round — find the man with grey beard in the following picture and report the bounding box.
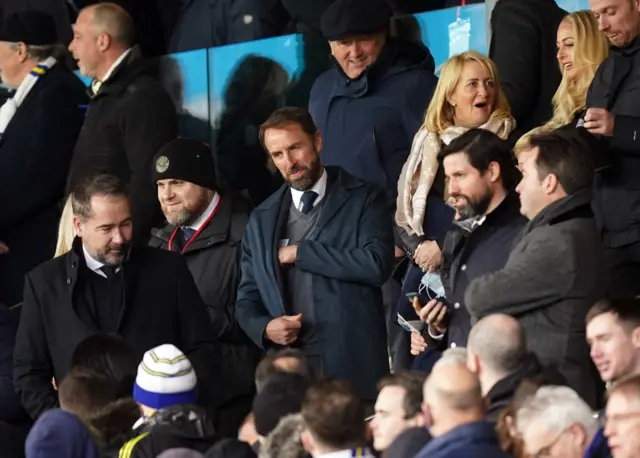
[408,130,525,360]
[235,107,394,401]
[149,138,262,438]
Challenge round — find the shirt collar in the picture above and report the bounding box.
[91,48,132,95]
[82,244,121,277]
[185,192,220,231]
[317,448,373,458]
[290,168,328,211]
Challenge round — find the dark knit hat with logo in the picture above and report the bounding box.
[152,138,217,191]
[252,372,309,437]
[0,11,57,46]
[321,0,391,41]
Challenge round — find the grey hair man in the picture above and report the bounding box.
[517,386,599,458]
[0,10,88,308]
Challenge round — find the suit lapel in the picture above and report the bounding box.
[309,171,349,240]
[271,190,291,304]
[66,245,98,332]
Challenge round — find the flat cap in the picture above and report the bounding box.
[152,138,217,191]
[0,11,57,46]
[321,0,391,41]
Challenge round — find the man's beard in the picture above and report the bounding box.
[164,198,210,227]
[93,241,131,266]
[451,188,494,220]
[286,159,322,191]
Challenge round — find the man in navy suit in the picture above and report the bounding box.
[235,107,394,400]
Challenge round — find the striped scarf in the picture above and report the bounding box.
[0,57,57,138]
[396,117,515,236]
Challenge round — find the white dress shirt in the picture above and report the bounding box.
[91,48,133,95]
[290,168,328,212]
[316,448,374,458]
[82,244,120,278]
[185,192,220,231]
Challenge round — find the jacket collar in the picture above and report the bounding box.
[423,421,498,454]
[88,46,148,99]
[524,187,593,234]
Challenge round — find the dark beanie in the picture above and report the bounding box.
[321,0,391,41]
[152,138,217,191]
[252,373,308,437]
[0,11,57,46]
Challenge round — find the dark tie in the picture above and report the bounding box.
[300,191,318,215]
[100,266,118,279]
[182,227,196,241]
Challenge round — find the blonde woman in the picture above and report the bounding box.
[54,196,75,257]
[395,51,515,273]
[516,11,609,151]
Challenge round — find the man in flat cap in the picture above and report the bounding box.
[149,138,262,437]
[0,10,87,307]
[309,0,439,371]
[67,2,177,246]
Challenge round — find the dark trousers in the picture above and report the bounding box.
[213,394,255,439]
[606,241,640,298]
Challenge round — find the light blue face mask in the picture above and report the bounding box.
[420,271,446,299]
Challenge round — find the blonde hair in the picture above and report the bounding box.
[423,51,512,135]
[54,196,75,258]
[515,11,608,153]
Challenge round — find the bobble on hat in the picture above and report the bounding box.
[133,344,198,410]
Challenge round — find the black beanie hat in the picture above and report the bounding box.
[321,0,391,41]
[152,138,217,191]
[252,373,308,437]
[0,11,57,46]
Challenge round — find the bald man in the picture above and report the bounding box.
[67,2,177,245]
[416,362,510,458]
[466,314,566,424]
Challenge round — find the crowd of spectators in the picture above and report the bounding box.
[1,0,640,457]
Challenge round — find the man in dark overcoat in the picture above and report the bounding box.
[235,107,394,401]
[0,11,87,306]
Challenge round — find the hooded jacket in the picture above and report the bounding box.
[116,405,218,458]
[25,409,100,458]
[309,38,437,204]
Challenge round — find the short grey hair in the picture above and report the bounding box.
[260,413,306,458]
[516,386,598,442]
[71,174,130,220]
[468,314,527,376]
[9,42,67,61]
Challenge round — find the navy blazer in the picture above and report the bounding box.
[235,167,394,399]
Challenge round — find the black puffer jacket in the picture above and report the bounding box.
[115,405,218,458]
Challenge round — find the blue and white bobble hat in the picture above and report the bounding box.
[133,344,198,410]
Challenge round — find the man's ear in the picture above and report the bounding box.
[314,131,323,153]
[542,173,560,196]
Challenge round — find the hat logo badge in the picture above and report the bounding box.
[156,156,170,173]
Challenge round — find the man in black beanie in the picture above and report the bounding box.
[149,138,262,438]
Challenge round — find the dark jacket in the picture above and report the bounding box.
[67,47,178,245]
[13,240,219,420]
[489,0,567,135]
[485,352,566,424]
[0,304,27,424]
[167,0,289,53]
[414,421,510,458]
[149,195,262,408]
[235,167,394,400]
[422,192,527,349]
[116,405,217,458]
[587,37,640,248]
[309,39,437,200]
[0,64,87,307]
[465,188,606,407]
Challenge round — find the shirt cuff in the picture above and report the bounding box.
[428,325,444,340]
